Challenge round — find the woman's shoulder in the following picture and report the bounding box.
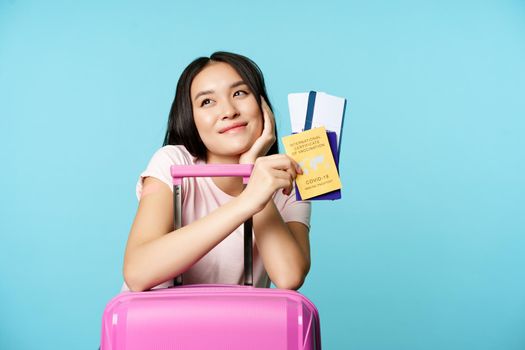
[149,145,198,166]
[135,145,197,199]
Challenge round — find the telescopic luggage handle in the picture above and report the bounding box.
[171,164,253,185]
[170,164,255,287]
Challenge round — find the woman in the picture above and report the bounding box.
[122,51,311,292]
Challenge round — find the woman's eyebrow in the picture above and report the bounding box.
[193,81,247,101]
[230,80,247,89]
[194,89,214,101]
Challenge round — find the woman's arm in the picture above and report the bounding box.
[237,97,311,289]
[239,154,311,290]
[123,176,254,292]
[252,201,310,290]
[123,153,300,292]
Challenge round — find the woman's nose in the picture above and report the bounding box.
[220,99,239,120]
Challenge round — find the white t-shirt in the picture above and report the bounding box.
[121,145,311,290]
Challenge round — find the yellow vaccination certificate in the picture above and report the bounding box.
[282,127,342,199]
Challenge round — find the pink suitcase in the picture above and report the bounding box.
[100,164,321,350]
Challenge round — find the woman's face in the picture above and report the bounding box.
[190,62,263,163]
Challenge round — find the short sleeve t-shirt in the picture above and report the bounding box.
[121,145,311,290]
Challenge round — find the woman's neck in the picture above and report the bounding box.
[205,153,240,165]
[205,153,244,197]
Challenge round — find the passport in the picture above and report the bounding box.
[288,91,347,200]
[282,127,342,199]
[294,130,341,201]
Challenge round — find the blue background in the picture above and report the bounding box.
[1,0,524,349]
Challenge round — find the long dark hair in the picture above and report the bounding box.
[163,51,279,160]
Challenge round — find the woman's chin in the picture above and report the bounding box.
[206,145,251,162]
[225,141,253,155]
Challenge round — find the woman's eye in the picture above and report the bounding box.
[233,90,248,97]
[201,98,212,107]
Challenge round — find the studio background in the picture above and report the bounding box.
[1,1,524,349]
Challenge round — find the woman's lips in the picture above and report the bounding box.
[223,125,246,134]
[220,123,247,134]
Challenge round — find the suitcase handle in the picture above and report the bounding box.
[170,164,254,287]
[171,164,253,185]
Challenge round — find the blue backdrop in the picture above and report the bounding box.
[1,1,524,349]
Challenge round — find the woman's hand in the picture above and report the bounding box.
[240,154,303,214]
[239,97,276,165]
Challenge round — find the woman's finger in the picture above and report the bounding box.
[264,154,302,176]
[270,168,294,182]
[270,169,294,195]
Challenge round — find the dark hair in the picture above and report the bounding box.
[163,51,279,160]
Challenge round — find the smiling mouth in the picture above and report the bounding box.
[220,123,248,134]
